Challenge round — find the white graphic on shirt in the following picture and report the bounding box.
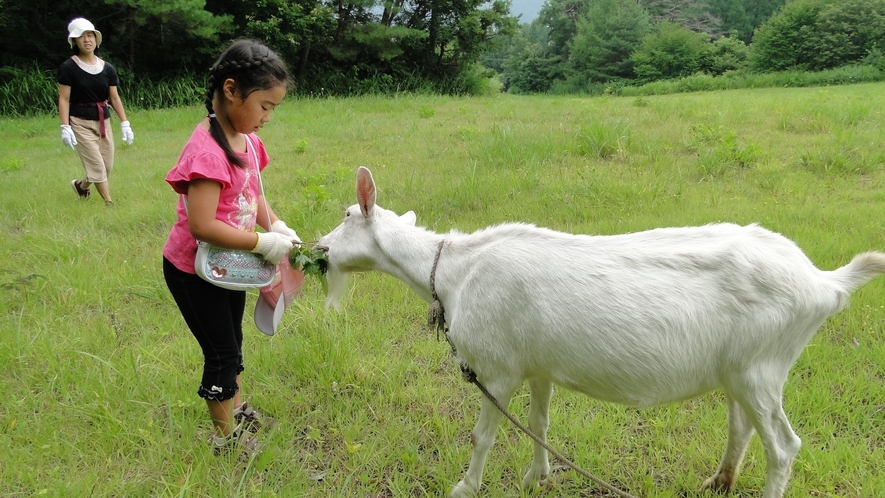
[228,165,258,230]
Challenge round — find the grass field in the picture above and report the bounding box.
[1,84,884,497]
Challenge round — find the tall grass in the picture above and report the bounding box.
[0,66,205,117]
[0,64,59,116]
[1,85,884,497]
[0,62,498,117]
[4,60,885,117]
[620,64,885,97]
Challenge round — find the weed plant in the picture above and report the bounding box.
[1,84,884,497]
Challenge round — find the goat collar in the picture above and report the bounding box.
[426,240,477,383]
[427,240,447,339]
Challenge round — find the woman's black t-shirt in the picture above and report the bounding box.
[57,57,120,121]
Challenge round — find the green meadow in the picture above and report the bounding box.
[1,84,884,497]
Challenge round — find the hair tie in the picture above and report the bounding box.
[208,113,216,119]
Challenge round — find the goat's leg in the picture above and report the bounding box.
[451,381,519,498]
[701,395,756,493]
[756,404,801,498]
[522,378,553,489]
[730,380,801,498]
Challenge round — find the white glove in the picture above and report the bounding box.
[120,121,134,145]
[252,232,295,265]
[271,220,302,247]
[61,124,77,149]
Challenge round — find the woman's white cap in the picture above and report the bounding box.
[67,18,102,48]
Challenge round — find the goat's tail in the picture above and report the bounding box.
[829,251,885,294]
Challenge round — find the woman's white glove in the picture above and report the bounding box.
[120,121,134,145]
[252,232,295,265]
[61,125,77,149]
[271,220,302,247]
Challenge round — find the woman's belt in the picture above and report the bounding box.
[75,101,110,138]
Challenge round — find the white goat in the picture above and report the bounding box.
[316,166,885,498]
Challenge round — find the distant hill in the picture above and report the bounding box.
[510,0,544,23]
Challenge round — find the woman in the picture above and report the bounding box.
[57,17,134,206]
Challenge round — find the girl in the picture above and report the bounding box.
[162,39,301,455]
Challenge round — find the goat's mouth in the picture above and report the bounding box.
[313,245,331,273]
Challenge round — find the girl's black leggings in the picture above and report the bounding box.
[163,257,245,401]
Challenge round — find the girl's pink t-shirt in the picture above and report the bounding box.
[162,125,270,274]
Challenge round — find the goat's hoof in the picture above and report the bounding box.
[521,472,549,490]
[450,480,479,498]
[700,472,735,494]
[522,460,551,489]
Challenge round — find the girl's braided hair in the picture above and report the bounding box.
[205,39,290,168]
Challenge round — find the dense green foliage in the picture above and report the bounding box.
[708,0,787,42]
[496,0,885,95]
[708,32,749,75]
[0,0,517,111]
[750,0,885,72]
[500,0,784,93]
[631,21,712,82]
[5,0,885,110]
[749,0,832,72]
[567,0,653,83]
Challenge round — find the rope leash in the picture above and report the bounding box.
[428,240,638,498]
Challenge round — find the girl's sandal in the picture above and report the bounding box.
[208,425,262,460]
[234,401,277,432]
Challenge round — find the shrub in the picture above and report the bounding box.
[750,0,885,72]
[815,0,885,70]
[709,33,749,75]
[631,22,713,83]
[748,0,829,72]
[504,44,560,94]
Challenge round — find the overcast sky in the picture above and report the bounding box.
[510,0,544,23]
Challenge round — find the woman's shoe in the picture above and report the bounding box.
[71,179,90,199]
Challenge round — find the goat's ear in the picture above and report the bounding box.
[400,210,416,226]
[356,166,376,217]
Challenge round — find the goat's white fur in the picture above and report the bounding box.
[316,166,885,498]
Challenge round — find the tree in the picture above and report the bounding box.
[209,0,352,85]
[537,0,591,59]
[0,0,231,77]
[0,0,82,68]
[396,0,517,80]
[748,0,827,72]
[640,0,721,35]
[104,0,232,73]
[568,0,653,82]
[814,0,885,69]
[631,20,712,81]
[484,17,549,73]
[504,42,560,92]
[708,0,787,42]
[709,31,748,74]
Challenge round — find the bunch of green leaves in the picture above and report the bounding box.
[290,246,328,279]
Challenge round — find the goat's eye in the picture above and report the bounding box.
[344,210,351,218]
